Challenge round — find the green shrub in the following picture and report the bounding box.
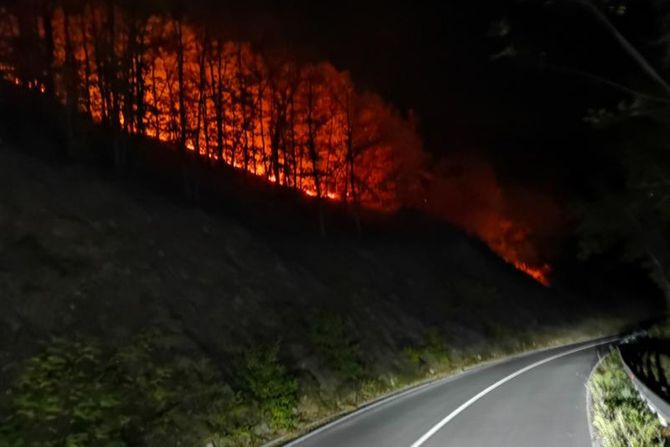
[0,338,126,447]
[589,351,669,447]
[649,319,670,339]
[242,345,298,430]
[402,329,450,374]
[357,375,403,402]
[310,315,364,381]
[0,331,255,447]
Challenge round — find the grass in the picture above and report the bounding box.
[271,314,631,445]
[632,319,670,387]
[0,122,652,446]
[309,314,364,383]
[242,345,299,431]
[402,329,451,375]
[588,350,669,447]
[0,316,634,446]
[0,331,263,447]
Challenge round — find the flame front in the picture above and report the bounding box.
[425,156,554,286]
[513,261,551,286]
[481,219,552,286]
[0,3,553,285]
[0,4,425,211]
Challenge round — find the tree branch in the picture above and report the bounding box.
[566,0,670,97]
[542,62,670,104]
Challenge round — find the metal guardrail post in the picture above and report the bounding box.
[618,346,670,426]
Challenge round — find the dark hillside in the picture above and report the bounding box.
[0,136,655,444]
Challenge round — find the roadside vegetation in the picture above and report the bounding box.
[0,141,652,445]
[0,317,631,447]
[0,331,259,447]
[588,351,669,447]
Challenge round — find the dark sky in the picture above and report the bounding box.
[190,0,662,191]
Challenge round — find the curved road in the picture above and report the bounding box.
[286,338,615,447]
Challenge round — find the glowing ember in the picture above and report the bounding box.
[484,221,553,286]
[424,155,554,286]
[511,260,551,286]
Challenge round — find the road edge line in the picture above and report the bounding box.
[585,347,608,447]
[408,337,618,447]
[267,336,617,447]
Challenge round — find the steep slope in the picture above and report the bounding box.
[0,143,650,445]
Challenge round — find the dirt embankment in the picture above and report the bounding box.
[0,142,655,445]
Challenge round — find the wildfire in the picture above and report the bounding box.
[0,3,555,285]
[485,220,552,286]
[487,230,552,287]
[424,155,554,287]
[304,188,339,200]
[0,4,426,209]
[511,260,551,286]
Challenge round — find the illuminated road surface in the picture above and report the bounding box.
[286,339,614,447]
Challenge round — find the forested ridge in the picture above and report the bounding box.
[0,0,556,284]
[0,1,424,210]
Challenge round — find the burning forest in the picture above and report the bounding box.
[2,1,668,444]
[0,2,426,209]
[0,1,553,285]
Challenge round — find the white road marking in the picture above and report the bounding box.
[585,347,609,447]
[409,338,617,447]
[281,374,448,447]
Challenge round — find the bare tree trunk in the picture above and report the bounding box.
[134,22,147,136]
[175,17,187,152]
[41,2,55,96]
[290,94,297,188]
[107,2,120,130]
[90,10,109,123]
[80,13,92,114]
[269,91,285,183]
[345,90,361,234]
[306,78,321,198]
[166,70,177,141]
[237,44,250,171]
[305,76,326,235]
[216,44,225,161]
[151,59,159,138]
[207,40,227,162]
[123,17,137,134]
[258,80,267,174]
[62,7,79,159]
[194,28,208,157]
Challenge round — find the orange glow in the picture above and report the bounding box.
[478,218,552,286]
[424,155,553,286]
[512,261,551,286]
[6,5,422,208]
[0,4,554,285]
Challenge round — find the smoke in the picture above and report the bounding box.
[424,150,563,284]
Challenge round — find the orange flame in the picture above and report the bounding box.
[0,5,554,285]
[511,260,551,286]
[0,6,425,208]
[485,227,552,287]
[424,155,553,286]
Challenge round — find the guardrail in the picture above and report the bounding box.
[618,338,670,425]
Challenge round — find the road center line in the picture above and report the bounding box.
[409,338,616,447]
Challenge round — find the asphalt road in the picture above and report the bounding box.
[287,338,615,447]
